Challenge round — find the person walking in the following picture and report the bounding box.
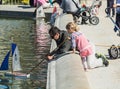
[113,0,120,35]
[66,22,109,71]
[60,0,80,22]
[107,0,115,17]
[61,0,88,24]
[61,0,80,14]
[47,26,72,60]
[91,0,102,16]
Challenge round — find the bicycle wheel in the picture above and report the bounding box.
[89,16,99,25]
[108,45,118,59]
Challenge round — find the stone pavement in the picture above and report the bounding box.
[0,5,35,18]
[45,1,120,89]
[79,1,120,89]
[0,5,35,12]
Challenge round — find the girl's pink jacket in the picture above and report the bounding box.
[34,0,48,6]
[71,32,93,58]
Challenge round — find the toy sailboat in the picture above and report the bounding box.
[0,43,30,78]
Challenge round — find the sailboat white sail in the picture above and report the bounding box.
[0,43,21,71]
[11,43,22,71]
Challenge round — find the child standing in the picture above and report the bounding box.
[50,6,59,25]
[66,22,109,71]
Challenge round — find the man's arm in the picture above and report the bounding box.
[56,32,71,54]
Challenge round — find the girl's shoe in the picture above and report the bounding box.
[95,53,109,67]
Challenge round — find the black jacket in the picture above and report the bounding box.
[49,31,72,56]
[56,31,72,54]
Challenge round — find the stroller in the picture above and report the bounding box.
[72,0,99,25]
[74,5,99,25]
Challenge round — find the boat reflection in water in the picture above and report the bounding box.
[0,18,51,89]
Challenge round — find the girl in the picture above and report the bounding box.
[66,22,109,71]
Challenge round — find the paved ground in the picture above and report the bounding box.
[0,5,36,18]
[45,1,120,89]
[0,5,35,12]
[80,1,120,89]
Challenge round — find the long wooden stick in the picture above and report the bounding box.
[27,37,68,75]
[27,58,45,75]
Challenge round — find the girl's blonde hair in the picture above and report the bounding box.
[66,22,79,32]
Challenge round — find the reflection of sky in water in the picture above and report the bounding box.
[0,18,51,89]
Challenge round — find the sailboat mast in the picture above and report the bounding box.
[11,37,14,73]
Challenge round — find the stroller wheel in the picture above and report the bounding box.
[89,16,99,25]
[109,45,118,59]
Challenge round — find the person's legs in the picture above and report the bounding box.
[109,1,115,17]
[107,6,111,16]
[87,42,104,69]
[112,7,115,17]
[106,0,110,16]
[116,14,120,28]
[50,13,58,25]
[87,54,103,69]
[92,6,99,15]
[114,13,120,32]
[81,57,88,71]
[81,12,87,24]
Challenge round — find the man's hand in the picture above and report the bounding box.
[47,55,54,60]
[113,4,117,8]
